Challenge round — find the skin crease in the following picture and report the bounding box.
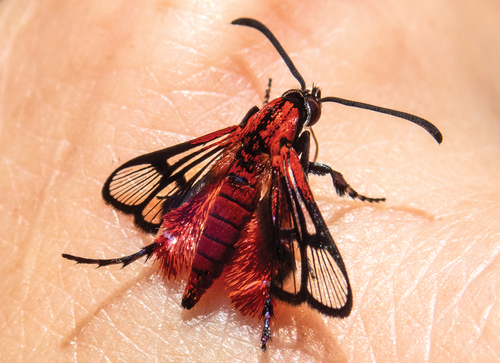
[0,0,499,362]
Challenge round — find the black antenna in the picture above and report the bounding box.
[232,18,443,145]
[232,18,307,91]
[320,97,443,144]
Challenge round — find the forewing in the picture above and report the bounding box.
[271,148,352,317]
[102,126,239,233]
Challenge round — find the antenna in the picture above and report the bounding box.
[320,97,443,144]
[231,18,307,91]
[231,18,443,144]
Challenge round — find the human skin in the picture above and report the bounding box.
[0,0,499,362]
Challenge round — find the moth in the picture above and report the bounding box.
[63,18,442,351]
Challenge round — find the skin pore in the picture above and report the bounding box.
[0,0,499,362]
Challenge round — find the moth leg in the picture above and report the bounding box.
[309,162,386,203]
[260,296,274,352]
[62,241,158,268]
[293,130,312,172]
[239,105,260,127]
[263,78,272,105]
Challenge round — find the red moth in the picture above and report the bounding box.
[63,18,442,351]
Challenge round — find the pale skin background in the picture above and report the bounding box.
[0,0,499,362]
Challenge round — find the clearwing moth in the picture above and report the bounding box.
[63,18,442,351]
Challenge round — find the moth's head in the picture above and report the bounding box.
[282,86,322,129]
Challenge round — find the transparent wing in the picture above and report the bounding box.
[102,126,239,233]
[270,148,352,317]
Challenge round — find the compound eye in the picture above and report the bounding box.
[306,96,321,126]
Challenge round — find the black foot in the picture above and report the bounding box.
[309,162,386,203]
[261,297,274,352]
[62,241,158,268]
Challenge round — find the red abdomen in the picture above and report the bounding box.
[181,169,258,309]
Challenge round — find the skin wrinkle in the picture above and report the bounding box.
[424,279,438,361]
[401,239,442,301]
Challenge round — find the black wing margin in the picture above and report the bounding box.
[102,126,239,234]
[270,148,353,317]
